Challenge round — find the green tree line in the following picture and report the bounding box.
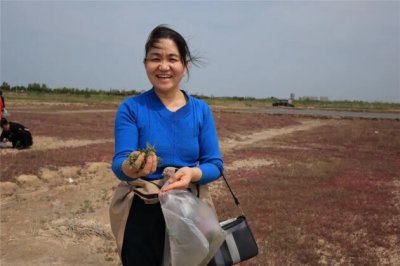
[1,81,398,108]
[0,81,140,97]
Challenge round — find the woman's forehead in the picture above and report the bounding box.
[147,39,180,55]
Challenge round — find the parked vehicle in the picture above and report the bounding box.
[272,99,294,107]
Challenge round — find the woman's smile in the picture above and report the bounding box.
[156,74,173,79]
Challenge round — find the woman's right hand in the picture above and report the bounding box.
[122,151,158,178]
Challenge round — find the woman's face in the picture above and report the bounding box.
[144,38,187,94]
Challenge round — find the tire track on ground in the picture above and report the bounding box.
[0,120,330,159]
[0,137,113,155]
[219,119,330,153]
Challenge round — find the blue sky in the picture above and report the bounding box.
[1,1,399,102]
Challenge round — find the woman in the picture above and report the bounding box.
[111,25,224,265]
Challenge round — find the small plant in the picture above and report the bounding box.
[104,256,113,262]
[74,200,95,215]
[100,188,109,201]
[128,142,162,169]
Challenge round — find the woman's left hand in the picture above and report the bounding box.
[161,167,202,193]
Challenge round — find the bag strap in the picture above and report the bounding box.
[221,173,245,216]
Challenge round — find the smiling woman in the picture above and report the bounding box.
[142,25,200,111]
[144,38,188,110]
[110,25,224,265]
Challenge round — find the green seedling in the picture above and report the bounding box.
[128,143,162,169]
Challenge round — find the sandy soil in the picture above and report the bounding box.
[1,162,119,265]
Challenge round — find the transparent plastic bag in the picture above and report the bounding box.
[160,184,225,266]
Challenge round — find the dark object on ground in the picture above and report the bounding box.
[0,118,33,149]
[272,99,294,107]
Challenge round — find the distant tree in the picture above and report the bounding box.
[41,83,49,91]
[28,83,41,92]
[0,82,11,91]
[12,85,27,92]
[26,83,50,92]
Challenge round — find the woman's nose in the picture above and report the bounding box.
[159,61,170,71]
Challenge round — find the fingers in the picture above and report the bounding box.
[130,151,144,170]
[125,151,158,178]
[161,172,190,193]
[161,182,180,193]
[138,153,159,175]
[139,153,155,175]
[162,181,182,193]
[150,153,158,173]
[167,172,180,184]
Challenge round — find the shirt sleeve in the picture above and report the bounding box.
[111,100,139,181]
[197,103,224,184]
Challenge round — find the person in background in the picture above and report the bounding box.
[0,90,5,111]
[0,92,2,121]
[111,25,224,265]
[0,118,33,149]
[0,90,9,118]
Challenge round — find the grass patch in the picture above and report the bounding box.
[213,119,399,265]
[4,90,400,111]
[5,91,127,103]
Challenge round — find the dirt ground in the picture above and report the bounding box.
[1,102,399,265]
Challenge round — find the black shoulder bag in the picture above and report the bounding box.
[208,174,259,266]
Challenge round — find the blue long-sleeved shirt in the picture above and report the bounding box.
[112,88,223,184]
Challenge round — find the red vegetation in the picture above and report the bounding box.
[214,119,399,265]
[1,104,399,265]
[1,143,114,181]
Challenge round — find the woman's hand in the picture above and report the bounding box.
[122,151,158,179]
[161,167,202,193]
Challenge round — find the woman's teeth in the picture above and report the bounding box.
[157,75,171,79]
